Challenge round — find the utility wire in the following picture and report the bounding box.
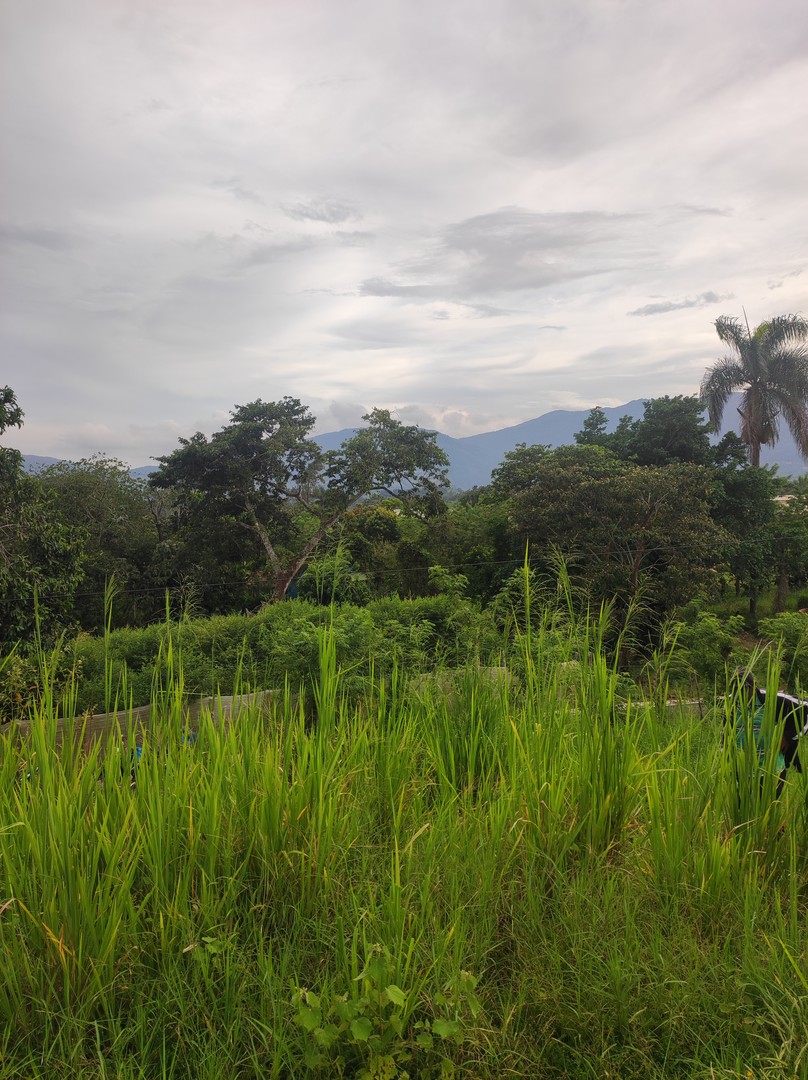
[1,531,806,607]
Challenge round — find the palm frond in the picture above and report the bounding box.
[763,314,808,349]
[766,346,808,395]
[699,358,746,430]
[714,316,750,355]
[704,311,808,463]
[768,390,808,459]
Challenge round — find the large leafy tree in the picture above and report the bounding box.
[627,395,714,466]
[0,385,25,483]
[574,408,635,459]
[0,389,85,646]
[0,386,24,436]
[510,447,728,615]
[151,398,449,602]
[710,459,778,615]
[700,313,808,467]
[0,482,85,646]
[488,442,551,499]
[575,396,717,466]
[770,494,808,613]
[38,456,162,630]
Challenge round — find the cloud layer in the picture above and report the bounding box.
[2,0,806,462]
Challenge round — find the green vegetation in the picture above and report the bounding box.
[701,313,808,467]
[5,332,808,1076]
[150,400,449,603]
[3,596,808,1078]
[4,376,808,640]
[0,388,85,648]
[38,456,166,631]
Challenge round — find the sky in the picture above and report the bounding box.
[2,0,807,465]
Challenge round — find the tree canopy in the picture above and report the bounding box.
[510,449,728,613]
[0,389,85,646]
[700,313,808,467]
[575,396,714,466]
[0,385,25,483]
[0,386,24,436]
[150,399,449,601]
[3,376,807,646]
[488,442,551,499]
[38,456,162,630]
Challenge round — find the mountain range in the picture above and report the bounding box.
[21,393,807,490]
[302,393,808,487]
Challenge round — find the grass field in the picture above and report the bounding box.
[2,610,808,1078]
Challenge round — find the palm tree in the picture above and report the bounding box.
[700,313,808,467]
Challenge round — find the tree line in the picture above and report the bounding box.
[3,311,807,647]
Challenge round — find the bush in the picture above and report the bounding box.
[367,594,498,669]
[675,610,747,687]
[758,612,808,688]
[49,595,497,715]
[256,603,379,695]
[0,637,88,723]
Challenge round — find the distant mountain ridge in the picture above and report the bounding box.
[20,455,62,473]
[313,393,808,487]
[314,401,651,490]
[20,393,807,489]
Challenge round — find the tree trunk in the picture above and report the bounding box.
[270,552,318,602]
[268,517,342,602]
[272,568,296,603]
[750,439,760,467]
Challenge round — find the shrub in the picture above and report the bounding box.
[758,612,808,687]
[675,611,747,687]
[31,594,499,716]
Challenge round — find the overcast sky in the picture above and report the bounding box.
[2,0,807,464]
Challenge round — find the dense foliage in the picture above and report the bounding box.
[150,400,449,603]
[0,387,85,647]
[5,362,808,1077]
[3,614,808,1078]
[3,383,808,656]
[701,312,808,467]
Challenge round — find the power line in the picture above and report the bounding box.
[1,532,806,607]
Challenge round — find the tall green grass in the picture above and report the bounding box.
[2,596,808,1077]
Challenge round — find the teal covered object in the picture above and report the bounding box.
[736,704,786,774]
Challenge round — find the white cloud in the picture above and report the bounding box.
[2,0,807,461]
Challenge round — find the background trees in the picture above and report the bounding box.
[0,385,25,482]
[38,457,162,631]
[509,448,727,615]
[151,399,449,603]
[0,479,85,647]
[710,456,779,615]
[700,313,808,467]
[575,395,715,466]
[770,494,808,612]
[2,379,805,649]
[0,389,85,646]
[0,386,24,437]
